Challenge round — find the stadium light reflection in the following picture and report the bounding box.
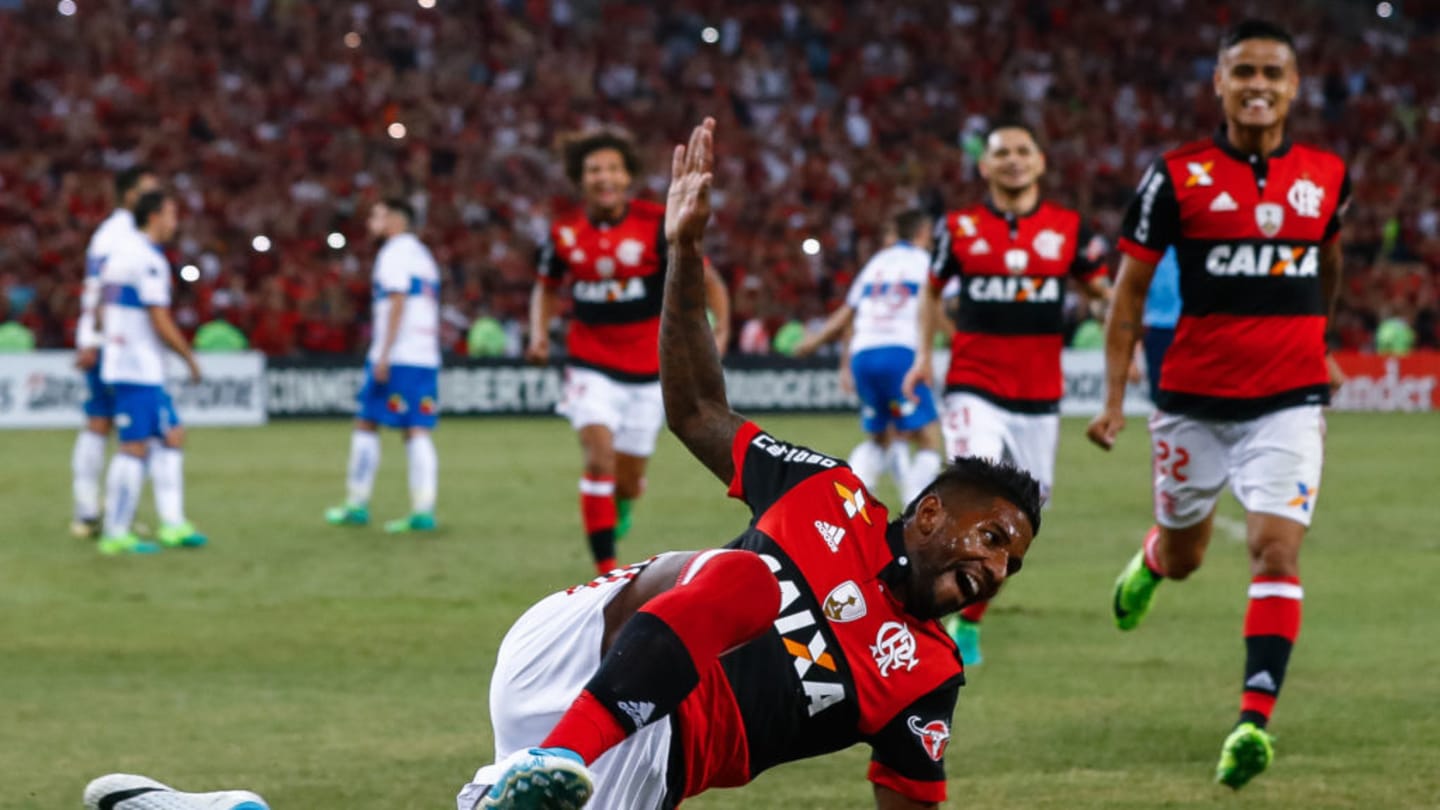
[252,235,272,253]
[327,232,347,250]
[388,122,407,139]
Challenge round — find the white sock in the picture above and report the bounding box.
[71,430,107,521]
[407,433,438,514]
[884,442,911,489]
[150,445,186,526]
[905,449,943,506]
[346,430,381,506]
[103,453,145,537]
[848,440,885,490]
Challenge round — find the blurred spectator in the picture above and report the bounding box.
[0,0,1435,357]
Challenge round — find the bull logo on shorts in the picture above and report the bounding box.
[871,621,919,677]
[907,716,951,761]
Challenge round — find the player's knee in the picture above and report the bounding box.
[1248,537,1300,578]
[680,550,781,632]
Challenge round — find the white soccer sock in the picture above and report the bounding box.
[848,440,885,490]
[905,449,943,506]
[884,442,911,490]
[103,453,145,538]
[346,430,381,506]
[71,430,107,521]
[407,433,438,514]
[150,445,186,527]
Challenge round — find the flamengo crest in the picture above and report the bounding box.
[871,621,919,677]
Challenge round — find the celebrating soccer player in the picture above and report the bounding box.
[902,122,1111,664]
[460,118,1041,810]
[794,209,944,505]
[526,127,730,574]
[1087,20,1350,789]
[97,190,207,555]
[70,165,160,540]
[326,199,443,533]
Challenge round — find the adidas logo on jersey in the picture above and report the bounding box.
[617,700,656,727]
[968,238,991,255]
[1209,191,1238,212]
[1245,670,1278,693]
[1206,244,1318,277]
[966,275,1061,303]
[814,520,846,552]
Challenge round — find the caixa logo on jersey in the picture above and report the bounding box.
[572,277,647,304]
[966,276,1061,303]
[759,553,846,717]
[1205,244,1318,278]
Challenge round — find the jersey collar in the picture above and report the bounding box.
[587,202,630,229]
[984,196,1041,222]
[1212,124,1292,162]
[878,520,913,591]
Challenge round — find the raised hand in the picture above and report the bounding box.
[665,118,716,246]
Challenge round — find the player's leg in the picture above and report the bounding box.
[385,366,441,533]
[99,386,159,555]
[938,393,1008,659]
[1214,406,1324,788]
[71,416,111,539]
[561,368,626,573]
[1112,411,1227,630]
[846,349,890,490]
[894,370,942,505]
[612,380,663,541]
[327,365,388,526]
[83,773,268,810]
[150,389,206,549]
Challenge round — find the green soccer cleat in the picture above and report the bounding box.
[325,503,370,527]
[1112,550,1162,631]
[157,522,208,549]
[1216,722,1275,789]
[98,533,161,556]
[384,512,437,534]
[943,615,983,666]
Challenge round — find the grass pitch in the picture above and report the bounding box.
[2,412,1437,809]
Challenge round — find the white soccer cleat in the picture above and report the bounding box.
[83,774,269,810]
[471,748,594,810]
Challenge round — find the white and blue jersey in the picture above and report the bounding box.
[99,231,180,441]
[358,232,442,429]
[844,242,938,434]
[79,209,139,417]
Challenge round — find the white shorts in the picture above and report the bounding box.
[941,392,1059,501]
[456,561,676,810]
[558,367,665,458]
[1149,405,1325,529]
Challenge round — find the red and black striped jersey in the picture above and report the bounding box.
[671,422,964,806]
[931,200,1107,412]
[1119,131,1350,419]
[539,200,667,382]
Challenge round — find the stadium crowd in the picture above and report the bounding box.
[0,0,1437,356]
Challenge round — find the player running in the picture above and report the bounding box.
[70,165,159,539]
[463,118,1041,810]
[794,209,944,505]
[902,122,1110,664]
[326,199,442,533]
[526,127,730,574]
[97,190,206,555]
[1087,20,1350,789]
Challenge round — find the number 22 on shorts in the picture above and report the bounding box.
[1155,440,1190,482]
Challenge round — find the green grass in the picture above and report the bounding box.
[2,413,1438,809]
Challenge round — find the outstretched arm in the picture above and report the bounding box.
[661,118,747,484]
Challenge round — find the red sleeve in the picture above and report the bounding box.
[726,421,764,501]
[1118,236,1164,265]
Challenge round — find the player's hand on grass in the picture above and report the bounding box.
[900,357,930,403]
[1326,352,1346,395]
[1086,407,1125,450]
[665,117,715,247]
[75,347,98,371]
[524,335,550,365]
[373,359,390,385]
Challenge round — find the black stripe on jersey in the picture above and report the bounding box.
[953,300,1065,336]
[1157,384,1330,420]
[720,530,861,779]
[571,286,664,325]
[1175,241,1325,317]
[942,384,1060,414]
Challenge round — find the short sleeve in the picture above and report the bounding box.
[844,263,872,309]
[136,258,171,307]
[1324,168,1352,243]
[375,246,410,294]
[536,231,569,287]
[1070,224,1109,282]
[929,215,963,289]
[866,677,962,804]
[727,422,847,517]
[1118,158,1180,264]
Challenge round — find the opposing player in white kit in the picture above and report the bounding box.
[70,165,159,539]
[97,190,207,555]
[794,209,943,504]
[326,198,443,534]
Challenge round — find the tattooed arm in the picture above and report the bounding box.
[1085,253,1157,450]
[660,118,747,484]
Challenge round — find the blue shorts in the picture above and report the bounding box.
[112,383,180,443]
[358,363,440,429]
[850,346,937,435]
[83,354,116,419]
